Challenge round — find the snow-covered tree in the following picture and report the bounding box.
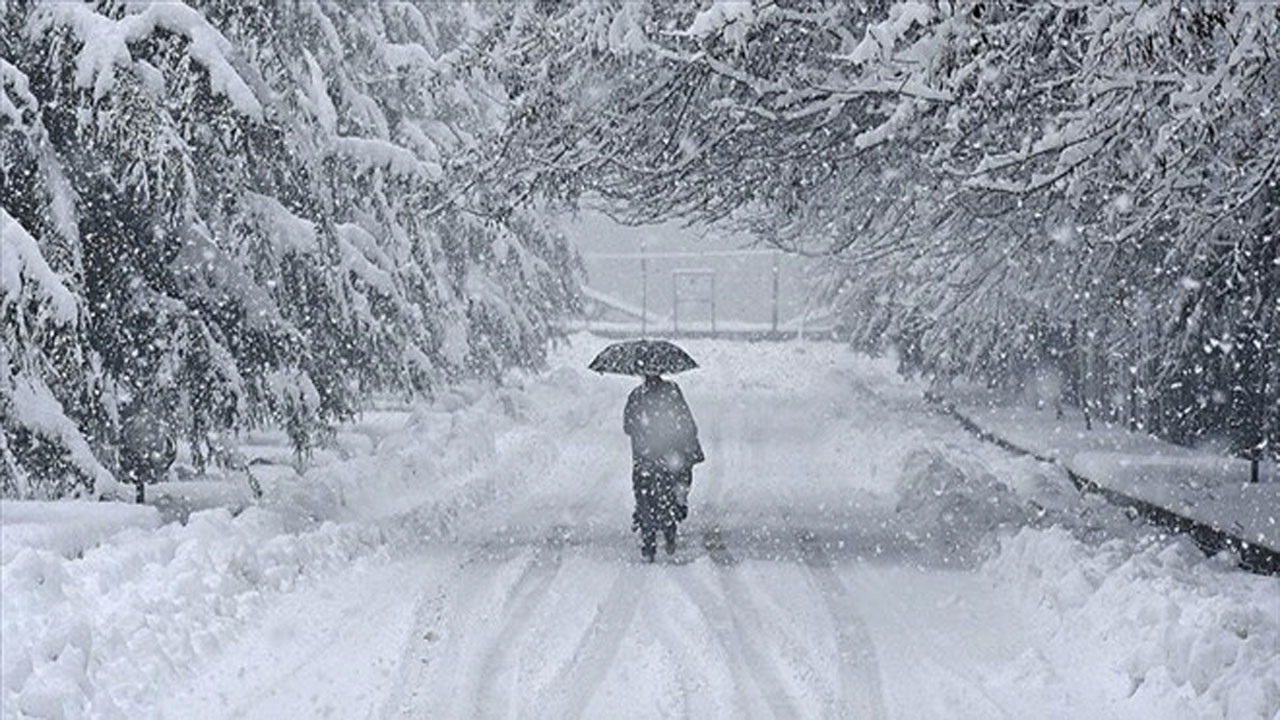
[1,0,580,498]
[497,0,1278,459]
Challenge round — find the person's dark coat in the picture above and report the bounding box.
[623,376,703,472]
[624,375,703,544]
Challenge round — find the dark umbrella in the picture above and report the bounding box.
[588,339,698,376]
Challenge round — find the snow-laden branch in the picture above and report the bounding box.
[0,210,78,326]
[32,1,263,118]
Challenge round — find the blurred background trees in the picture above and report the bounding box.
[493,0,1278,464]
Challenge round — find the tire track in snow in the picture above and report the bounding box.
[380,565,456,720]
[740,405,889,720]
[637,578,726,720]
[716,387,888,720]
[849,566,1017,719]
[538,566,647,719]
[795,529,889,720]
[383,538,549,720]
[471,526,569,719]
[714,545,845,717]
[387,454,614,720]
[390,403,623,720]
[391,532,569,719]
[673,561,801,719]
[683,401,803,717]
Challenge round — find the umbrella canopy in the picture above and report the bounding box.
[588,339,698,376]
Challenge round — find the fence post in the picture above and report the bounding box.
[771,252,780,333]
[711,272,717,333]
[640,241,648,335]
[671,269,678,334]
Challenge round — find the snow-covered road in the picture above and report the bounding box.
[165,339,982,719]
[7,338,1276,719]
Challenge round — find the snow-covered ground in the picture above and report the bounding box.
[945,399,1279,555]
[3,335,1277,719]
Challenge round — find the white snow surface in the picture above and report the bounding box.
[2,335,1276,719]
[0,503,159,565]
[688,1,755,43]
[950,401,1280,553]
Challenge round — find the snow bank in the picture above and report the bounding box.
[148,480,256,524]
[985,527,1280,719]
[892,448,1032,566]
[1072,451,1280,552]
[0,365,585,718]
[295,369,596,535]
[948,400,1280,556]
[0,502,159,564]
[1,508,387,719]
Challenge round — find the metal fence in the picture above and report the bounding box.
[579,247,827,336]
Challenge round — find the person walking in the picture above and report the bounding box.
[589,338,703,562]
[624,372,703,561]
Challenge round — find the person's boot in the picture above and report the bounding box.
[663,525,677,555]
[641,530,657,562]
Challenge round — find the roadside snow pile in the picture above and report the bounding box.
[1,508,387,719]
[291,371,593,533]
[0,502,160,564]
[985,527,1280,720]
[0,368,587,719]
[892,448,1033,566]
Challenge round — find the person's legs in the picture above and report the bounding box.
[633,460,659,561]
[648,470,679,554]
[632,461,651,524]
[673,469,692,521]
[641,527,657,562]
